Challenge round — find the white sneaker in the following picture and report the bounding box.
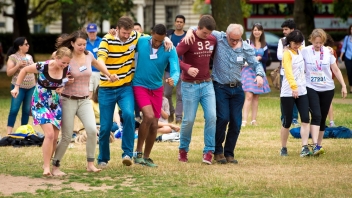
[329,121,336,127]
[98,162,108,169]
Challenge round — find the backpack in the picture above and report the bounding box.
[324,126,352,138]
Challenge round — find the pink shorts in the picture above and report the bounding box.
[133,86,163,118]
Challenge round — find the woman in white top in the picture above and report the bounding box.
[301,29,347,156]
[280,30,310,157]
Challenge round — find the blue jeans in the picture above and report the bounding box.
[179,81,216,153]
[280,75,298,121]
[98,86,135,163]
[213,82,244,157]
[7,84,35,127]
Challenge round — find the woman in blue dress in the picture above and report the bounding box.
[241,23,271,126]
[11,47,73,176]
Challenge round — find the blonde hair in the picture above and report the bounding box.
[308,29,327,44]
[55,47,73,59]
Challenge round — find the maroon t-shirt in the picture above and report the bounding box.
[176,31,217,81]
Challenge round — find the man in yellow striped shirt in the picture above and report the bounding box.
[97,16,140,167]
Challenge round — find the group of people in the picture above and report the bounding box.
[5,14,348,175]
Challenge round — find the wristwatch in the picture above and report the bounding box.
[256,73,263,77]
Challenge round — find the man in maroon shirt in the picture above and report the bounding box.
[176,15,217,164]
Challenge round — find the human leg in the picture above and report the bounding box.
[179,82,200,152]
[7,85,26,134]
[328,103,335,127]
[344,58,352,92]
[97,88,117,164]
[307,87,321,145]
[77,99,100,172]
[20,86,35,125]
[251,94,259,125]
[280,97,294,149]
[52,98,77,175]
[295,95,310,147]
[225,86,244,159]
[175,76,183,123]
[200,82,216,154]
[242,91,253,126]
[41,123,59,176]
[117,86,135,159]
[163,71,174,122]
[317,90,334,146]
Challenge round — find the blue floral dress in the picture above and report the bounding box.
[31,61,69,129]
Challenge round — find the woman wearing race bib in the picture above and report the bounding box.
[280,30,310,157]
[301,29,347,156]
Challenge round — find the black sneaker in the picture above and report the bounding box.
[155,135,162,142]
[300,145,311,157]
[280,147,288,156]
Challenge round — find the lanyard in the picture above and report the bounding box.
[312,46,323,71]
[149,39,159,55]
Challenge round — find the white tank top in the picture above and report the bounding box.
[302,46,336,92]
[280,49,307,97]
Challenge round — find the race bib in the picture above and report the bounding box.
[310,71,326,84]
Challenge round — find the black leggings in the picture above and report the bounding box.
[307,87,334,131]
[281,94,310,128]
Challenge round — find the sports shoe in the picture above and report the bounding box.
[175,118,182,125]
[122,155,132,166]
[291,119,300,127]
[178,149,188,162]
[329,121,336,127]
[134,152,146,165]
[144,158,158,167]
[202,151,213,165]
[280,147,288,156]
[98,162,108,169]
[300,145,311,157]
[313,145,325,156]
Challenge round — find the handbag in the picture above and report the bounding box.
[270,67,280,90]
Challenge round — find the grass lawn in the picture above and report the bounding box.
[0,61,351,197]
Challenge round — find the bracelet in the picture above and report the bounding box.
[14,83,21,87]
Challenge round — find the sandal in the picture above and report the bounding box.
[250,120,257,126]
[241,121,247,127]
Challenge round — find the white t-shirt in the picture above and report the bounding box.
[301,46,336,92]
[280,49,307,97]
[277,38,305,75]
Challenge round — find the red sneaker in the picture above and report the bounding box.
[202,151,213,165]
[178,149,188,162]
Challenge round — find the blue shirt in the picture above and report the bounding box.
[86,36,102,72]
[211,30,265,84]
[341,35,352,60]
[165,32,186,72]
[133,36,180,89]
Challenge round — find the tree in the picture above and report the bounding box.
[333,0,352,22]
[293,0,315,44]
[1,0,62,58]
[211,0,244,34]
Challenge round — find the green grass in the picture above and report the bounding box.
[0,66,352,197]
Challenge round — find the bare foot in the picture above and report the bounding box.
[170,124,180,132]
[42,169,52,177]
[52,166,67,176]
[87,165,102,173]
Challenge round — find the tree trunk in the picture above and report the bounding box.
[293,0,315,44]
[211,0,244,37]
[14,0,35,60]
[61,1,79,34]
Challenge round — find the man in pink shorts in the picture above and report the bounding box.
[132,24,180,167]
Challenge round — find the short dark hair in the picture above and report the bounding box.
[175,15,186,23]
[134,22,142,28]
[116,16,134,30]
[284,30,304,46]
[281,19,296,29]
[152,24,167,35]
[198,15,216,31]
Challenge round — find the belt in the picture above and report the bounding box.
[213,81,242,87]
[62,94,89,100]
[99,82,131,89]
[182,78,212,84]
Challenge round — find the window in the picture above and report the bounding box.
[165,6,178,30]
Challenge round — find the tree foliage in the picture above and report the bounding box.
[333,0,352,22]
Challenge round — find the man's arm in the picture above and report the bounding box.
[277,38,283,61]
[168,49,180,86]
[176,41,191,72]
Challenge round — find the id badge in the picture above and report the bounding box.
[209,46,214,51]
[93,48,98,53]
[237,56,243,63]
[62,77,68,83]
[150,54,158,59]
[129,44,136,51]
[79,66,87,72]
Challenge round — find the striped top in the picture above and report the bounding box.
[9,53,36,89]
[97,30,140,87]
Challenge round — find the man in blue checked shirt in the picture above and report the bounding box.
[183,24,264,164]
